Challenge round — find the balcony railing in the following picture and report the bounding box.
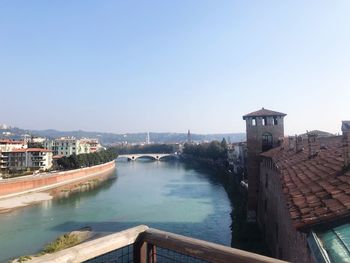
[28,225,288,263]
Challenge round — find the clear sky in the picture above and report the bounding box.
[0,1,349,135]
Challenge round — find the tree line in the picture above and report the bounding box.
[56,148,118,170]
[183,139,228,160]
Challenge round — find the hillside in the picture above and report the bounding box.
[0,126,245,145]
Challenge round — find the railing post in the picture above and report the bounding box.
[147,244,157,263]
[133,238,147,263]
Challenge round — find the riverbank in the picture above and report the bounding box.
[0,161,116,197]
[0,161,116,213]
[11,227,95,263]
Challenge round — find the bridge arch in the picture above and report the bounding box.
[117,153,176,161]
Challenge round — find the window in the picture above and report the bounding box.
[273,116,278,125]
[252,118,257,126]
[265,173,268,188]
[262,117,267,126]
[262,133,273,152]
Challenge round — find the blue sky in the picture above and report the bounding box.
[0,1,349,135]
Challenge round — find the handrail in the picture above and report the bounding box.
[28,225,149,263]
[141,228,287,263]
[27,225,289,263]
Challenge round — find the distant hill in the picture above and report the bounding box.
[0,126,245,145]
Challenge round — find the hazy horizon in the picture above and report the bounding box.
[1,1,349,135]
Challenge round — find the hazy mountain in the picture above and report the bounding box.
[0,127,246,145]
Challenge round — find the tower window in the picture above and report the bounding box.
[273,117,278,125]
[262,117,267,126]
[252,118,257,126]
[265,173,268,188]
[262,133,273,152]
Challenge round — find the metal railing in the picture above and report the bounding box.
[28,225,288,263]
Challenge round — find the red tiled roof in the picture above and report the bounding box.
[261,136,350,230]
[0,139,24,144]
[243,108,287,119]
[12,148,52,153]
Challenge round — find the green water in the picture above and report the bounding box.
[0,160,232,262]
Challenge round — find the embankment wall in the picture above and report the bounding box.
[0,161,116,196]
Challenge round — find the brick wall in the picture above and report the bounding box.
[0,161,116,196]
[245,116,284,215]
[258,159,314,263]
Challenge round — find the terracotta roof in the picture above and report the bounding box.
[0,140,24,144]
[243,108,287,119]
[261,136,350,230]
[12,148,52,153]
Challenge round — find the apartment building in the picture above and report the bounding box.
[0,139,27,152]
[43,137,102,157]
[0,139,27,173]
[5,148,53,172]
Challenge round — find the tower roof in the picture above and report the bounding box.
[243,108,287,120]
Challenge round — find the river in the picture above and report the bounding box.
[0,160,233,262]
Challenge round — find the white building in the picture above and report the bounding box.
[31,137,46,144]
[43,137,102,157]
[0,139,27,152]
[227,142,247,174]
[7,148,53,171]
[79,138,104,153]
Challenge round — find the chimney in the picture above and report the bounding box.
[295,135,303,152]
[307,131,318,158]
[288,136,295,151]
[342,121,350,168]
[278,137,285,147]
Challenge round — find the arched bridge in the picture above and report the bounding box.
[117,153,177,161]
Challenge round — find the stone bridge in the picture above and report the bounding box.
[117,153,176,161]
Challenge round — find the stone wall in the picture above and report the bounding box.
[0,161,116,196]
[258,159,313,263]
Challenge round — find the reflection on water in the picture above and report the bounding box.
[0,161,232,262]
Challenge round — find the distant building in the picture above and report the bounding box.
[0,139,27,152]
[187,130,191,143]
[227,142,247,174]
[79,138,103,153]
[31,136,46,144]
[146,132,150,144]
[0,124,9,129]
[2,131,12,136]
[43,137,102,157]
[7,148,53,172]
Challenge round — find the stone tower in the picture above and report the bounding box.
[187,129,191,143]
[243,108,286,221]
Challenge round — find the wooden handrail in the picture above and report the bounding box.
[27,225,289,263]
[142,228,288,263]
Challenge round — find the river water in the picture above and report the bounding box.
[0,160,232,262]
